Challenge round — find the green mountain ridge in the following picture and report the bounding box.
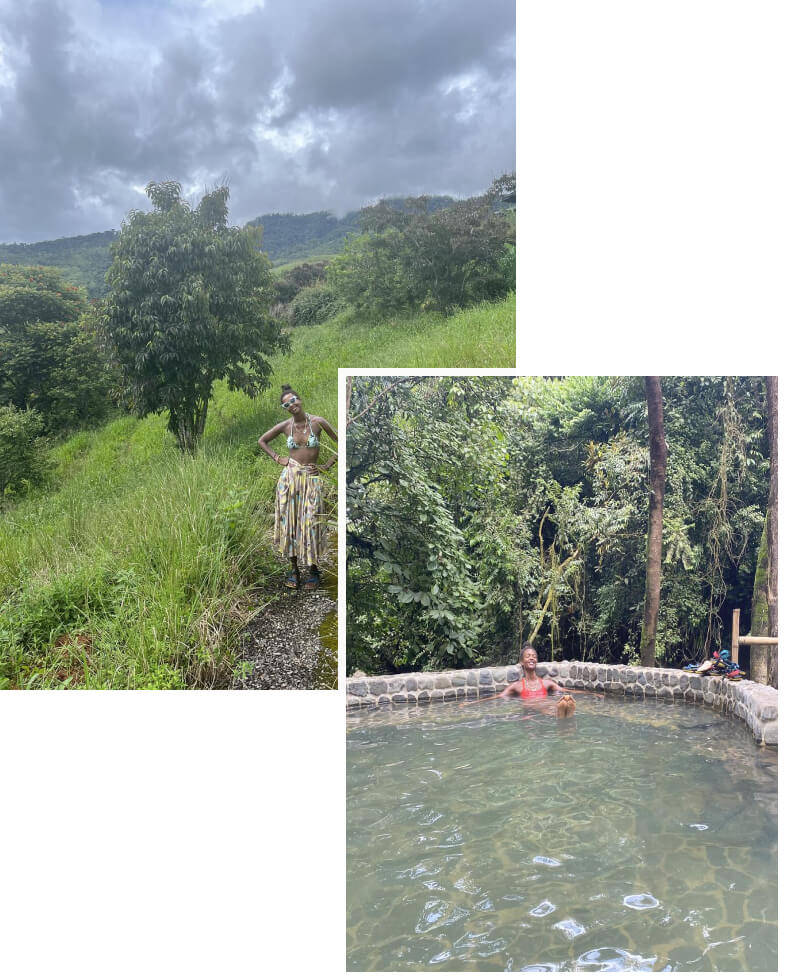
[0,196,459,299]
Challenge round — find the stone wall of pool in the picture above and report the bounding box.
[346,662,778,747]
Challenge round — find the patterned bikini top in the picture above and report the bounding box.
[286,414,320,449]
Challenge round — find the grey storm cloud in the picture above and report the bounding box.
[0,0,514,242]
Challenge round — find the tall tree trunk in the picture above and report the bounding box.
[765,376,778,687]
[641,376,666,667]
[749,513,770,684]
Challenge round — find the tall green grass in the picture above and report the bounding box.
[291,292,515,368]
[0,293,514,688]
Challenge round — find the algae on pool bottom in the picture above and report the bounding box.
[346,698,777,972]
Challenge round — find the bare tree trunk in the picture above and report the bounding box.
[641,376,666,667]
[749,514,770,684]
[765,376,778,687]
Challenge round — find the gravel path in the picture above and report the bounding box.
[232,583,336,690]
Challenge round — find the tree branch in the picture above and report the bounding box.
[347,377,425,427]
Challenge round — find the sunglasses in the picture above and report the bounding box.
[282,396,297,408]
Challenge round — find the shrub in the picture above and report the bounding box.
[0,405,49,498]
[289,283,344,325]
[0,264,116,434]
[101,181,287,453]
[271,261,328,305]
[329,184,515,316]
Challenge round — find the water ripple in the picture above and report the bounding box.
[348,698,777,971]
[553,918,586,939]
[414,899,470,934]
[623,892,661,910]
[575,947,658,970]
[529,901,556,918]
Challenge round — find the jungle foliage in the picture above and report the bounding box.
[346,376,770,675]
[330,179,515,316]
[0,405,49,498]
[0,231,118,299]
[0,294,511,690]
[0,264,116,440]
[246,196,456,265]
[100,182,287,453]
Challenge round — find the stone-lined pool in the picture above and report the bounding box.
[347,697,777,971]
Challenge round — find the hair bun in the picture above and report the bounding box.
[281,384,293,394]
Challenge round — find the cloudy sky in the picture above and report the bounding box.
[0,0,514,242]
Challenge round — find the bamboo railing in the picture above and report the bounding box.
[731,608,778,684]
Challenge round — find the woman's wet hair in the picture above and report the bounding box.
[520,644,537,660]
[280,384,300,403]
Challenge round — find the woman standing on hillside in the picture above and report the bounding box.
[258,384,338,589]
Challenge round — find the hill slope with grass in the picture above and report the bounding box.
[0,294,514,689]
[0,196,460,298]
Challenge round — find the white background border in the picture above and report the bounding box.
[3,2,784,977]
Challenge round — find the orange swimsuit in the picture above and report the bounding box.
[520,677,548,699]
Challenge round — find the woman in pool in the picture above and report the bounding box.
[258,384,338,589]
[462,644,602,716]
[503,644,576,718]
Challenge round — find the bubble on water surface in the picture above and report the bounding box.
[575,947,657,970]
[529,901,555,917]
[554,918,586,939]
[623,893,660,910]
[428,950,451,964]
[414,899,469,934]
[521,964,560,972]
[533,855,561,867]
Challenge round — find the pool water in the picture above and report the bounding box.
[346,697,777,971]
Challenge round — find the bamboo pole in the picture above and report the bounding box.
[731,608,740,666]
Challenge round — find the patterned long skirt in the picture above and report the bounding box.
[273,459,326,566]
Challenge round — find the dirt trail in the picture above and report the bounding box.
[232,580,337,690]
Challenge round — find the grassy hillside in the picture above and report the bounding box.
[247,196,456,266]
[0,231,118,298]
[0,197,463,297]
[0,294,514,689]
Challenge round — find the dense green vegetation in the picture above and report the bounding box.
[330,191,514,315]
[247,195,456,266]
[0,264,115,438]
[0,295,514,689]
[0,232,117,298]
[101,182,286,453]
[346,376,771,676]
[0,195,461,298]
[0,171,515,688]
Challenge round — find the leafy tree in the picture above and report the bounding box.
[101,182,287,452]
[346,375,770,675]
[0,263,85,327]
[0,233,117,299]
[0,264,114,433]
[347,376,513,672]
[330,178,515,316]
[0,405,49,499]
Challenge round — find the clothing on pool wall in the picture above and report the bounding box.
[273,459,326,566]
